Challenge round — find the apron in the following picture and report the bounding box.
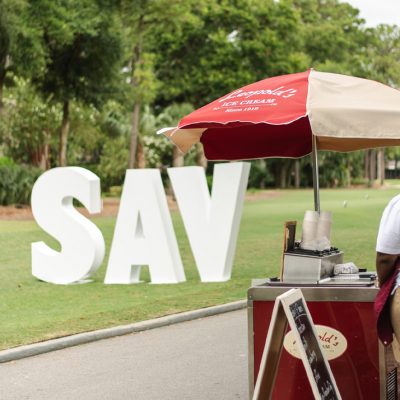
[374,265,400,345]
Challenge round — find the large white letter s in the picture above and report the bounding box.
[31,167,105,284]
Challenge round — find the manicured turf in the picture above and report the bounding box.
[0,188,398,350]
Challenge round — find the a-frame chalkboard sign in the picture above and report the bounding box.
[252,288,342,400]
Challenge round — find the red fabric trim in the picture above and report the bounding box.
[200,117,312,160]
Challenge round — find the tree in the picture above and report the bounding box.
[358,24,400,185]
[96,101,130,190]
[153,103,194,168]
[318,151,364,188]
[153,0,309,108]
[0,75,60,169]
[66,103,104,167]
[95,102,193,190]
[33,0,125,166]
[293,0,367,74]
[151,0,310,178]
[0,0,44,108]
[359,24,400,87]
[291,0,373,189]
[119,0,200,169]
[152,0,372,186]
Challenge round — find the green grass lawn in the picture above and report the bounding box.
[0,187,398,350]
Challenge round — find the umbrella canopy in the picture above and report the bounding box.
[158,69,400,211]
[159,70,400,159]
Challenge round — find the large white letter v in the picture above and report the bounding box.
[168,162,250,282]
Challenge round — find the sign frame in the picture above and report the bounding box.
[252,288,342,400]
[279,220,297,281]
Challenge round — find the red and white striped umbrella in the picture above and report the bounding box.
[158,70,400,210]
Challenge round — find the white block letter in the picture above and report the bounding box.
[104,169,185,284]
[31,167,105,284]
[168,162,250,282]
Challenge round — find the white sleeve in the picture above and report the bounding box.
[376,202,400,254]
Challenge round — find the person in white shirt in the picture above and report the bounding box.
[376,194,400,347]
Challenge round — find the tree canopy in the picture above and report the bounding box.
[0,0,399,192]
[0,0,45,106]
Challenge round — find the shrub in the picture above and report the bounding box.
[0,165,42,206]
[350,177,368,186]
[108,186,122,197]
[248,160,274,189]
[97,137,129,191]
[0,157,15,166]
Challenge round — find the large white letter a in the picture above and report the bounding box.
[104,169,185,284]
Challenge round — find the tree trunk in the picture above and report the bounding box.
[377,149,382,185]
[0,80,3,110]
[172,146,184,167]
[169,146,184,200]
[196,144,207,169]
[364,151,369,180]
[346,159,351,188]
[34,143,50,170]
[369,149,376,187]
[294,159,300,188]
[59,100,70,167]
[39,143,50,170]
[378,148,385,185]
[135,140,146,168]
[129,101,141,169]
[128,15,144,169]
[0,51,11,112]
[281,160,294,188]
[0,69,6,111]
[279,160,292,188]
[36,129,51,170]
[280,169,286,188]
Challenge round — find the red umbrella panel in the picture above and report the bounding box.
[159,70,400,158]
[158,69,400,210]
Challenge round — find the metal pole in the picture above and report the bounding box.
[312,135,320,213]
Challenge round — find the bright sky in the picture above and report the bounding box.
[343,0,400,27]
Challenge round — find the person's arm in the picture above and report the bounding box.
[376,252,398,286]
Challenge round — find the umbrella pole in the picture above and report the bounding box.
[312,135,320,213]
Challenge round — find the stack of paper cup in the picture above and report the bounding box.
[300,210,319,250]
[316,211,332,250]
[300,210,333,250]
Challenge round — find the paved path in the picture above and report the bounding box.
[0,309,249,400]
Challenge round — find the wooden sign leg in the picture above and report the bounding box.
[252,289,342,400]
[252,301,288,400]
